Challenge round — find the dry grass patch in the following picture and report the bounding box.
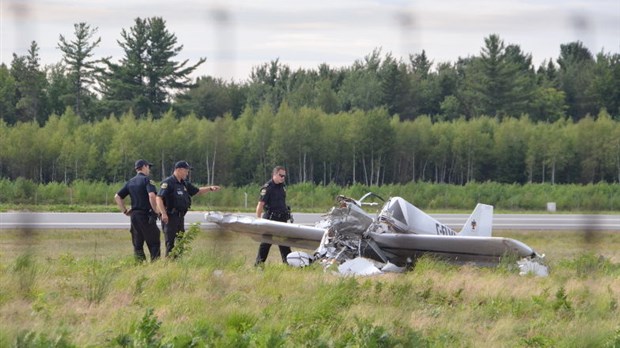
[1,229,619,347]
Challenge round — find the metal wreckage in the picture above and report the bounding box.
[205,193,548,276]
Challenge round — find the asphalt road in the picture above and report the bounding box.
[1,211,619,231]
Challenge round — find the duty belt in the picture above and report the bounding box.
[167,208,187,217]
[267,211,290,220]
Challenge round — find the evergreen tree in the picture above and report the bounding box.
[247,59,291,112]
[0,64,17,124]
[453,57,485,119]
[379,54,410,117]
[315,63,343,114]
[557,41,597,120]
[338,51,383,112]
[536,59,559,88]
[315,78,339,114]
[57,22,101,120]
[478,35,526,117]
[174,76,246,119]
[285,69,318,110]
[100,18,149,116]
[45,63,73,117]
[11,41,48,124]
[146,17,205,116]
[101,17,205,118]
[434,62,460,120]
[590,52,620,118]
[409,51,440,117]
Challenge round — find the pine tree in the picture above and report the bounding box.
[11,41,47,124]
[57,22,101,119]
[100,17,205,118]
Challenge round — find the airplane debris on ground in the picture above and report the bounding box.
[206,194,548,276]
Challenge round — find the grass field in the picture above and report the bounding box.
[1,227,619,347]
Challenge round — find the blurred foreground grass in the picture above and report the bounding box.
[1,227,619,347]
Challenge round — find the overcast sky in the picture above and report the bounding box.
[1,0,618,82]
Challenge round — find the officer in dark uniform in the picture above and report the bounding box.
[254,165,293,266]
[114,159,161,262]
[156,160,221,256]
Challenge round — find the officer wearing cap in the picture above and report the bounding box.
[156,160,221,256]
[114,159,161,262]
[254,165,293,266]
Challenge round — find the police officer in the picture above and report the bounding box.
[156,160,221,256]
[254,165,293,266]
[114,159,161,262]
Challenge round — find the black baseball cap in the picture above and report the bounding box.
[135,159,153,169]
[174,160,192,170]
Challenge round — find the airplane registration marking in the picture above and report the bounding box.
[435,223,456,235]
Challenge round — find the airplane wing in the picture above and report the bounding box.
[205,211,324,250]
[368,232,536,265]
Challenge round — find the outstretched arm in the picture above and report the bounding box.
[197,185,221,195]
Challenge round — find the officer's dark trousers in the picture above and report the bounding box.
[162,212,185,257]
[255,215,292,265]
[130,211,161,261]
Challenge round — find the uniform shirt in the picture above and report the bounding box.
[259,179,287,213]
[157,175,200,212]
[116,173,157,211]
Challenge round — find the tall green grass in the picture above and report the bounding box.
[0,229,618,346]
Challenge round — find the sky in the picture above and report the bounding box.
[0,0,618,82]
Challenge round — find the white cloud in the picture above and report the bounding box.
[1,0,618,81]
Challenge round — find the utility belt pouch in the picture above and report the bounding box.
[268,210,290,221]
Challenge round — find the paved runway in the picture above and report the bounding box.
[1,211,619,231]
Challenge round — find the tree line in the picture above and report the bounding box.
[1,106,619,186]
[0,18,618,126]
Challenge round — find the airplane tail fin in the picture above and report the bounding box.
[459,203,493,237]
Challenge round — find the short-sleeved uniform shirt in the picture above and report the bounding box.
[116,173,157,211]
[259,179,287,213]
[157,175,200,212]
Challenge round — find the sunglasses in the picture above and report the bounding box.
[278,174,286,178]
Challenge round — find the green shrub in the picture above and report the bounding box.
[72,180,115,205]
[3,178,620,211]
[37,182,70,204]
[169,223,201,259]
[14,177,37,204]
[113,308,166,348]
[0,178,15,203]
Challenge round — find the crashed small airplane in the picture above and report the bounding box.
[205,194,548,276]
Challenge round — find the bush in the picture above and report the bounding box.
[72,180,115,205]
[14,177,37,204]
[2,178,620,211]
[0,178,14,203]
[37,182,70,204]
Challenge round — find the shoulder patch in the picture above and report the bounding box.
[161,182,168,189]
[149,180,156,186]
[260,188,267,196]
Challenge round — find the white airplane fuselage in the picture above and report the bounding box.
[379,197,493,237]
